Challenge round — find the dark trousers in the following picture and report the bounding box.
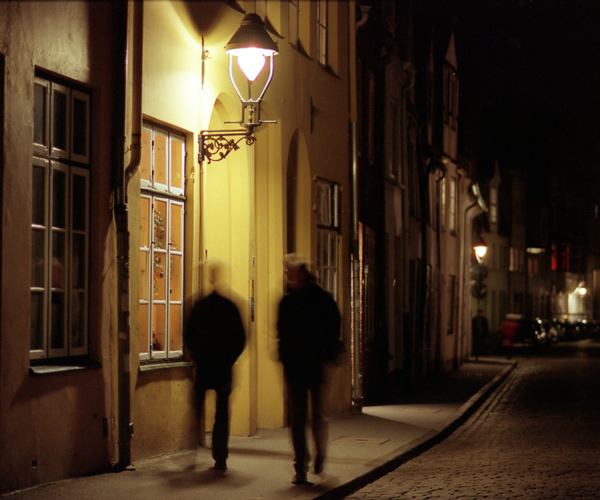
[196,382,231,463]
[287,378,328,473]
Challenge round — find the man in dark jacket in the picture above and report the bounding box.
[185,263,246,471]
[277,253,342,484]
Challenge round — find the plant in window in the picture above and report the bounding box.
[154,212,165,249]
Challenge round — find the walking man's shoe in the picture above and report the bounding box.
[314,456,324,475]
[292,472,310,485]
[213,460,227,471]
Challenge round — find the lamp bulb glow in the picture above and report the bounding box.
[236,48,266,82]
[474,245,487,261]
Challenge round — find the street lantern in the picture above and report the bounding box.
[474,237,488,264]
[200,14,278,164]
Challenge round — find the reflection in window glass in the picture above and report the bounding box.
[32,166,46,225]
[52,233,65,289]
[52,169,66,229]
[170,136,184,192]
[34,83,47,147]
[52,90,67,152]
[72,97,87,157]
[72,175,86,231]
[154,133,168,187]
[51,292,65,349]
[31,230,45,287]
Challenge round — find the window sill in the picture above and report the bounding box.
[139,360,194,372]
[30,359,102,375]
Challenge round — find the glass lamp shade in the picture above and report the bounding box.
[228,47,267,82]
[225,14,278,82]
[474,242,488,262]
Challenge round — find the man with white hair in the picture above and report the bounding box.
[277,253,342,484]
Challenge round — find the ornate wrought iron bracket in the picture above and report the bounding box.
[199,129,257,164]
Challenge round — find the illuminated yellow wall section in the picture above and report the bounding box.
[201,96,254,437]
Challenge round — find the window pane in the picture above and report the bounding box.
[70,291,85,348]
[170,202,182,251]
[52,169,66,229]
[140,197,150,248]
[153,252,167,301]
[34,83,47,147]
[170,136,184,192]
[32,165,46,225]
[72,96,88,157]
[152,304,165,352]
[170,254,182,301]
[72,174,87,231]
[154,199,167,249]
[140,127,152,184]
[139,250,149,301]
[52,89,68,152]
[31,229,45,287]
[50,292,65,349]
[52,232,66,289]
[154,132,168,187]
[169,304,182,352]
[71,233,86,289]
[138,304,149,355]
[52,231,66,288]
[317,182,332,226]
[30,292,45,350]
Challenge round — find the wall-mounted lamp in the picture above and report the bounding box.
[474,237,488,264]
[199,14,278,164]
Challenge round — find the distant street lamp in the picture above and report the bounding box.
[474,237,488,264]
[200,14,278,163]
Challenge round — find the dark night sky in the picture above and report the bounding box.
[453,0,600,195]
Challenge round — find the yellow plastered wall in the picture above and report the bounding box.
[132,0,353,459]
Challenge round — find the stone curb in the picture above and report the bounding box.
[307,361,518,500]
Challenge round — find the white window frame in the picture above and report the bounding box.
[317,0,328,66]
[139,123,186,362]
[31,76,90,360]
[316,179,339,300]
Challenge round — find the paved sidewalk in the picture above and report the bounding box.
[3,358,515,500]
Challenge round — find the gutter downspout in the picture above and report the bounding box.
[434,167,445,372]
[456,182,486,369]
[113,0,143,471]
[350,1,370,412]
[351,122,362,411]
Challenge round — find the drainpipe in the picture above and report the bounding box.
[434,167,445,372]
[125,1,143,188]
[351,121,363,411]
[350,2,371,412]
[456,182,486,369]
[113,0,143,471]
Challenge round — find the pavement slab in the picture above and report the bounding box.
[1,358,515,500]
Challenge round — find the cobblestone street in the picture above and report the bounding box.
[344,340,600,500]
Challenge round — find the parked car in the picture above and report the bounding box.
[500,315,549,348]
[541,319,560,344]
